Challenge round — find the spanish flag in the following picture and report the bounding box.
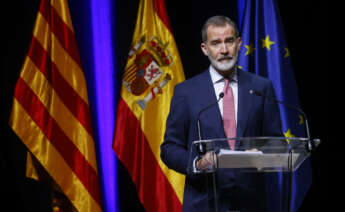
[113,0,185,211]
[9,0,102,211]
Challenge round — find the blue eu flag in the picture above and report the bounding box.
[238,0,312,211]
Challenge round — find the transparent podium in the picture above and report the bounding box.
[187,137,321,212]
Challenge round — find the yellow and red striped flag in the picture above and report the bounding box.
[9,0,102,211]
[113,0,185,211]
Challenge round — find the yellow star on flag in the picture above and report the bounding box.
[284,47,290,58]
[244,43,256,56]
[284,129,295,143]
[262,35,275,51]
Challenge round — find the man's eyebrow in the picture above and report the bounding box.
[209,36,235,43]
[210,39,221,43]
[225,36,235,41]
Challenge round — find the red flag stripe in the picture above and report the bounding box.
[27,36,93,137]
[39,0,82,69]
[114,99,182,212]
[14,77,101,206]
[153,0,172,32]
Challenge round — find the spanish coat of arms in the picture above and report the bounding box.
[123,35,173,110]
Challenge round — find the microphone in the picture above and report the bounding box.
[249,89,311,141]
[196,92,224,154]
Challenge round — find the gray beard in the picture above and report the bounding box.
[209,55,237,73]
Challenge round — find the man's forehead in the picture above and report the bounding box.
[207,24,236,40]
[208,23,234,30]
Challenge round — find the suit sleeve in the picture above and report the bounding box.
[160,85,190,175]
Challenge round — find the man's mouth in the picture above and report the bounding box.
[218,56,233,61]
[217,56,233,62]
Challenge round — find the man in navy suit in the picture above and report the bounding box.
[161,16,282,212]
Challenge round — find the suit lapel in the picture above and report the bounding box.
[197,71,225,139]
[237,71,253,137]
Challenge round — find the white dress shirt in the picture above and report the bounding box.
[209,65,238,122]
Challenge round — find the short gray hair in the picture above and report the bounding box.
[201,15,240,43]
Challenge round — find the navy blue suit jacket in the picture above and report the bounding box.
[161,69,282,211]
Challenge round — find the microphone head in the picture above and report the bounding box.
[219,92,224,98]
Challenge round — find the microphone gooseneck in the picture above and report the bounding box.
[196,92,224,154]
[249,89,311,140]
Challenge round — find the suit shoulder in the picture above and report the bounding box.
[239,70,272,85]
[174,70,208,92]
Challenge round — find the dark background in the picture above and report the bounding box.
[1,0,328,211]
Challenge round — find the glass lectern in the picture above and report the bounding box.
[187,137,321,212]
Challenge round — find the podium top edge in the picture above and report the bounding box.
[192,136,313,144]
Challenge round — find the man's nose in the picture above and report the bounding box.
[219,43,229,54]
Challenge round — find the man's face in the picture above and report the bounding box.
[201,24,242,74]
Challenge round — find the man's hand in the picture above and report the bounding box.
[196,151,217,171]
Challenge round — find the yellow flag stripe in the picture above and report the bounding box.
[33,13,89,105]
[20,57,98,171]
[10,100,101,212]
[25,153,39,180]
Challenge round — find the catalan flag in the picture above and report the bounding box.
[113,0,185,211]
[9,0,102,211]
[238,0,312,211]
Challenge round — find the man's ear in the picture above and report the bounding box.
[237,37,242,51]
[201,43,208,56]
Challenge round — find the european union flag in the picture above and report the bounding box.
[238,0,312,211]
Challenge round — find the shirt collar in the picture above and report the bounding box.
[209,65,238,84]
